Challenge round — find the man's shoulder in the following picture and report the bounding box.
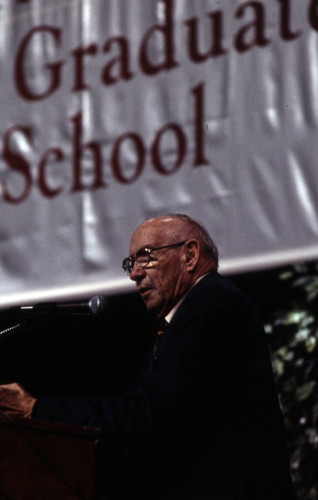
[178,271,257,320]
[191,271,244,299]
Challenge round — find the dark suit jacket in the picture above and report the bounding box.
[34,272,297,499]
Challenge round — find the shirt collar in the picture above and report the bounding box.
[165,272,210,324]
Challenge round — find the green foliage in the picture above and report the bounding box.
[264,263,318,499]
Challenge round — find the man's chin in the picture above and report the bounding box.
[144,299,160,315]
[142,295,162,317]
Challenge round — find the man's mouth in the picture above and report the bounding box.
[139,287,153,299]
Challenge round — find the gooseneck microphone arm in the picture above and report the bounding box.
[0,296,109,340]
[0,295,109,317]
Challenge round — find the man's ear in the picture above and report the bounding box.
[183,239,200,272]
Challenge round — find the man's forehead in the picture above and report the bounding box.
[130,218,176,251]
[130,222,163,250]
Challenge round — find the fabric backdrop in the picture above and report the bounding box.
[1,0,318,307]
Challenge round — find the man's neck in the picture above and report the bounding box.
[165,272,211,323]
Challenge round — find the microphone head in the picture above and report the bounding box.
[88,296,109,315]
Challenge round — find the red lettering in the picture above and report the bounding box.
[71,112,106,192]
[185,10,227,63]
[234,2,270,52]
[15,25,64,101]
[102,37,134,85]
[139,0,178,75]
[38,148,64,198]
[111,133,145,183]
[309,0,318,30]
[192,82,209,167]
[151,123,186,175]
[72,43,98,91]
[2,126,32,203]
[278,0,301,40]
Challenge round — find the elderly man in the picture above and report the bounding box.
[0,214,297,499]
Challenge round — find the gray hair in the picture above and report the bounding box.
[166,214,219,268]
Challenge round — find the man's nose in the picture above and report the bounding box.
[129,262,146,281]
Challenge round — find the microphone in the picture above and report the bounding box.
[2,296,109,316]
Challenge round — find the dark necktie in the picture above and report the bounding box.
[153,319,168,354]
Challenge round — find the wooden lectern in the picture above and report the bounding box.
[0,415,101,500]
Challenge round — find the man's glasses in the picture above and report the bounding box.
[122,241,186,275]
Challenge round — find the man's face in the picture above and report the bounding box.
[128,219,191,318]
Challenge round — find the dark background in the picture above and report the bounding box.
[1,261,317,499]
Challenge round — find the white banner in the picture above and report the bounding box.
[1,0,318,307]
